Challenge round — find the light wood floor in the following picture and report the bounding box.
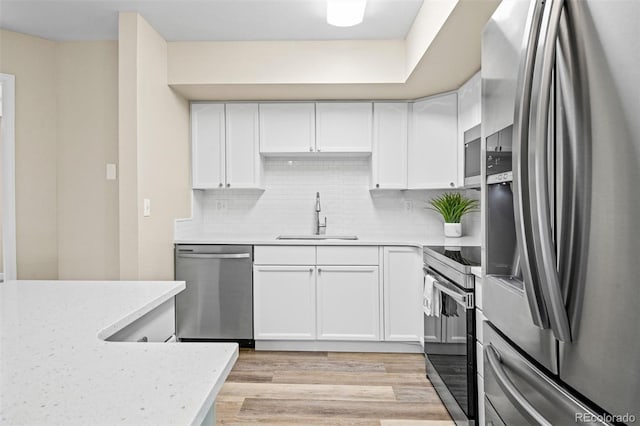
[215,350,454,425]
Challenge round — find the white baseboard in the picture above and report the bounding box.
[255,340,423,353]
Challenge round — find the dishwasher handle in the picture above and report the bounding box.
[177,253,251,260]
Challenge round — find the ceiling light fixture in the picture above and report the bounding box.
[326,0,367,27]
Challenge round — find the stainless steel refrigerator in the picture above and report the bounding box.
[482,0,640,424]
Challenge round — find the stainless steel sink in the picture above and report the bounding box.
[276,235,359,240]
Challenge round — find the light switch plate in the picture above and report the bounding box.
[143,198,151,217]
[106,163,117,180]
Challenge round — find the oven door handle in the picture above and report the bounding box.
[424,268,474,309]
[433,281,474,309]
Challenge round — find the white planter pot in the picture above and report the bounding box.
[444,223,462,238]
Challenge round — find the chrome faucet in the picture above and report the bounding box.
[314,192,327,235]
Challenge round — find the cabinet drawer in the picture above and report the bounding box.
[316,246,379,265]
[254,245,316,265]
[106,298,175,343]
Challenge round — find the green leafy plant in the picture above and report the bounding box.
[427,192,479,223]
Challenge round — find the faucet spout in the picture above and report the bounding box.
[314,192,326,235]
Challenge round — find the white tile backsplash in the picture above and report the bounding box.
[177,158,481,239]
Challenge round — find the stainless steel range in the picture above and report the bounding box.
[423,245,480,425]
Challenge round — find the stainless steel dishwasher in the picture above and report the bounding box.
[175,245,253,346]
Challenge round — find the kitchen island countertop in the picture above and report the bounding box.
[0,280,237,426]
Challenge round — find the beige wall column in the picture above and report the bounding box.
[118,13,140,280]
[118,13,190,280]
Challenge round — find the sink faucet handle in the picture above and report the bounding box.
[319,216,327,235]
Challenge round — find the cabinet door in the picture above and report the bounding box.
[191,103,225,189]
[383,246,422,341]
[315,102,372,153]
[372,103,408,189]
[444,314,467,344]
[259,103,315,153]
[106,299,175,343]
[408,93,459,189]
[458,72,481,133]
[458,73,481,185]
[253,266,316,340]
[316,266,380,341]
[424,314,442,343]
[225,103,261,188]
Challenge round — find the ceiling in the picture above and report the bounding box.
[0,0,424,42]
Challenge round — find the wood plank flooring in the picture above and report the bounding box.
[215,350,453,425]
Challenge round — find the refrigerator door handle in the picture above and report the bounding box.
[512,0,549,329]
[529,0,572,343]
[485,344,553,426]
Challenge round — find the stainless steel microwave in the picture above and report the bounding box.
[463,124,481,188]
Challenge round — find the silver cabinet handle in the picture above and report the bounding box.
[529,0,571,342]
[309,268,314,273]
[218,182,223,188]
[485,345,552,426]
[178,253,250,259]
[317,268,322,273]
[511,0,549,329]
[226,183,230,188]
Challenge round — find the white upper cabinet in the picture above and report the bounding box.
[225,103,262,188]
[458,72,481,133]
[191,103,225,189]
[371,103,408,189]
[191,103,262,189]
[315,102,372,153]
[259,103,316,154]
[408,93,459,189]
[458,73,481,186]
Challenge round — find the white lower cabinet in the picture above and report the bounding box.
[316,266,380,341]
[253,265,316,340]
[383,247,422,341]
[106,298,175,342]
[253,245,423,348]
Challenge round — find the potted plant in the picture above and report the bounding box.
[428,192,479,237]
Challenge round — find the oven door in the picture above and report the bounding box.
[423,267,477,423]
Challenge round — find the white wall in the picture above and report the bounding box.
[179,158,480,240]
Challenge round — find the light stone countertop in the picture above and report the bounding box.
[174,234,481,248]
[0,280,238,426]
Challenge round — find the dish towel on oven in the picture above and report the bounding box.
[423,274,441,317]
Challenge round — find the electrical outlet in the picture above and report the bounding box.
[404,200,413,212]
[215,200,227,211]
